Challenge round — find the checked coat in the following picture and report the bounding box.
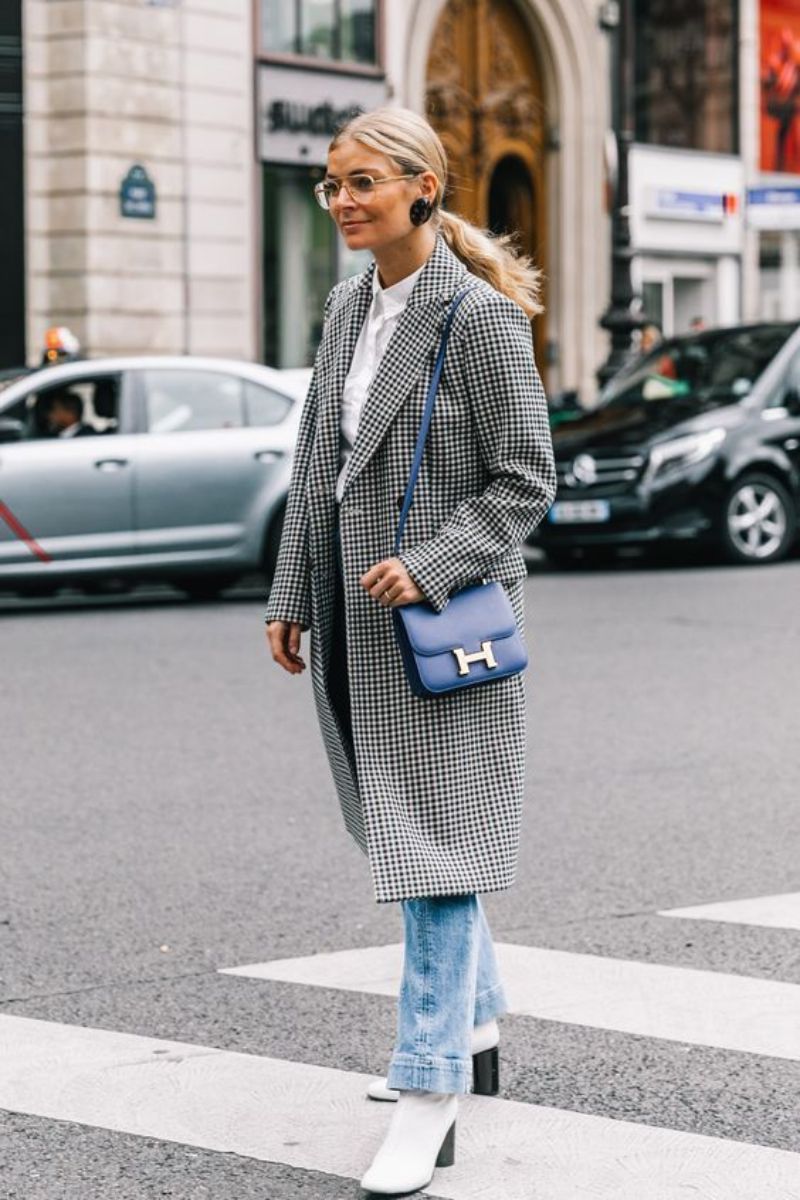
[264,232,557,904]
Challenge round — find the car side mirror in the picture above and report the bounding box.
[0,418,24,443]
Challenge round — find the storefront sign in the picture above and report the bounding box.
[258,64,387,166]
[747,185,800,229]
[645,188,738,223]
[629,146,743,257]
[759,0,800,173]
[119,165,156,219]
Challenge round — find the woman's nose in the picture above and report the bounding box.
[334,191,358,217]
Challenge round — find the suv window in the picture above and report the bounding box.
[9,373,121,440]
[141,370,245,433]
[244,380,291,426]
[769,345,800,409]
[599,325,796,413]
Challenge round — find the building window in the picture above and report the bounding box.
[634,0,738,154]
[262,165,338,368]
[260,0,377,66]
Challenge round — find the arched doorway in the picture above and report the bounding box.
[425,0,549,381]
[489,154,536,251]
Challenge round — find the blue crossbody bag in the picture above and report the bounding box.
[391,283,528,699]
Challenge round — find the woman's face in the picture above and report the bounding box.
[324,138,437,252]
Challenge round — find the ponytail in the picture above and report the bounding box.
[436,208,545,320]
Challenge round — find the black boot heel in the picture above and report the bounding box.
[435,1120,456,1168]
[472,1045,499,1095]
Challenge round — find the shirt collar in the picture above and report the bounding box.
[371,260,426,317]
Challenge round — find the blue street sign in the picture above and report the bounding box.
[120,165,156,220]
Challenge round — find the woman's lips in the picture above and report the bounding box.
[342,220,368,230]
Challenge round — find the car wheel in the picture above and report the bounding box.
[718,472,796,565]
[262,502,286,584]
[177,574,238,601]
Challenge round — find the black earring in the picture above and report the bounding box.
[409,197,434,226]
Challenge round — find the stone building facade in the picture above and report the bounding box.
[16,0,609,402]
[22,0,256,362]
[9,0,786,407]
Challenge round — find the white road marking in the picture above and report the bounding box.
[221,941,800,1061]
[660,891,800,931]
[1,1013,799,1199]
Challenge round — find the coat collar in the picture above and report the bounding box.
[320,233,468,502]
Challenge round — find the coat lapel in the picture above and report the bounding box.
[310,267,373,495]
[337,234,467,501]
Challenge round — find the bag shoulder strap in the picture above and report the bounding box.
[394,280,476,556]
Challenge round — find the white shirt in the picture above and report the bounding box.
[335,260,426,503]
[59,421,81,438]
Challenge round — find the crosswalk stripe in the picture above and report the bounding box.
[659,891,800,931]
[221,941,800,1061]
[1,1013,799,1199]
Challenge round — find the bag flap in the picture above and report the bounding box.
[396,581,517,656]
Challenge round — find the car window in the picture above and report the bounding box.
[244,380,291,427]
[141,370,245,433]
[7,374,121,440]
[598,325,796,413]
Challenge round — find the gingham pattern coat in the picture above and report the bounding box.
[264,233,557,904]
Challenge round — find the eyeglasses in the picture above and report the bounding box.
[313,173,419,211]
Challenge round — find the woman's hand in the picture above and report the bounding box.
[361,557,425,607]
[266,620,306,674]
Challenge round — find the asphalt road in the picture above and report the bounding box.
[2,551,799,1198]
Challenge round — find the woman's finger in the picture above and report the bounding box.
[266,621,305,673]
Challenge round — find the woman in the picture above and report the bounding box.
[265,107,556,1196]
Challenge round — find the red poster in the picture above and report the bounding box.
[760,0,800,173]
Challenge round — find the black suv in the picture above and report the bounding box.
[532,322,800,566]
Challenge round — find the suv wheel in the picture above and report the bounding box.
[719,472,796,565]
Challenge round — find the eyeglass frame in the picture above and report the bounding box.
[313,172,421,211]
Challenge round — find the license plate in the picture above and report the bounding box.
[548,500,611,523]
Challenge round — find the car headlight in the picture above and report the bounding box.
[644,427,726,484]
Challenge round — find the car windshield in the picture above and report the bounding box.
[597,324,796,413]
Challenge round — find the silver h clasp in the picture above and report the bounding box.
[452,640,498,676]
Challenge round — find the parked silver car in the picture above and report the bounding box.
[0,356,311,600]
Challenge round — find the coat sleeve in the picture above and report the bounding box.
[264,287,338,629]
[397,290,557,614]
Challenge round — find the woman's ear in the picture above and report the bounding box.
[419,169,440,203]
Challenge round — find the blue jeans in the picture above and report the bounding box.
[386,894,508,1094]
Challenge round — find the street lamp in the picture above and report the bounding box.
[597,0,645,389]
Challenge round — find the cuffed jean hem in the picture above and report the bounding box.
[386,1052,473,1095]
[475,981,509,1026]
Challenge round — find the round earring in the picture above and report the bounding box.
[409,197,434,226]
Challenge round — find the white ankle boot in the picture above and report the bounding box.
[360,1089,458,1195]
[366,1018,499,1102]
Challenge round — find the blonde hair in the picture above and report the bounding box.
[329,106,545,319]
